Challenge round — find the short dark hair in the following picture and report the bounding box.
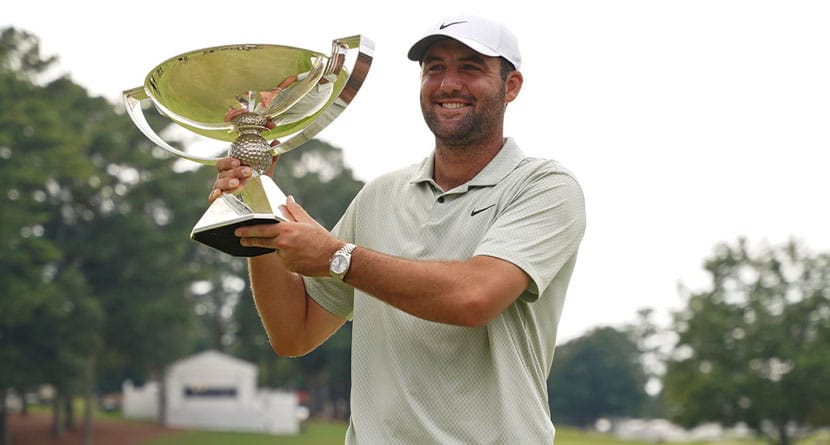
[500,57,516,81]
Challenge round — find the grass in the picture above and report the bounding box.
[138,420,348,445]
[136,423,773,445]
[27,402,828,445]
[548,427,763,445]
[554,427,653,445]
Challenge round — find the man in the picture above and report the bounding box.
[210,15,586,444]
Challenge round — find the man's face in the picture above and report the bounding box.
[419,39,509,148]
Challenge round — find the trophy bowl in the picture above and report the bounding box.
[124,35,373,256]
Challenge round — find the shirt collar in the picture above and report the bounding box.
[410,137,525,190]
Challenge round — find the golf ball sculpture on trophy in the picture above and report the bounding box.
[124,36,373,257]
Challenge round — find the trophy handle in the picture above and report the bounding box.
[123,35,374,164]
[123,86,220,166]
[270,35,374,156]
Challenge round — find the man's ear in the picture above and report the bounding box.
[505,70,523,103]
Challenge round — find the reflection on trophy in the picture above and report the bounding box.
[123,36,373,257]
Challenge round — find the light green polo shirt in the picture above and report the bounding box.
[304,138,586,444]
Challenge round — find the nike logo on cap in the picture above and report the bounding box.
[439,21,468,30]
[471,204,495,216]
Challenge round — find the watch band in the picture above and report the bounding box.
[337,243,357,258]
[329,243,357,280]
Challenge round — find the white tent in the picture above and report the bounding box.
[123,350,304,435]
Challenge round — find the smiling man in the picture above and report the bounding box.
[211,15,586,444]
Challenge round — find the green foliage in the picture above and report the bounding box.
[0,28,56,78]
[0,28,104,398]
[663,238,830,445]
[0,26,206,403]
[1,25,365,430]
[549,327,650,427]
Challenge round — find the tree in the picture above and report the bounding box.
[0,27,106,443]
[624,308,671,417]
[548,326,649,427]
[662,238,830,445]
[1,26,208,438]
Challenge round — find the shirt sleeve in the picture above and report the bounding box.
[474,164,586,302]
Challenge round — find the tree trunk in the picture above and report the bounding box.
[51,391,63,440]
[0,388,9,445]
[777,422,790,445]
[64,395,75,431]
[82,356,96,445]
[19,390,27,415]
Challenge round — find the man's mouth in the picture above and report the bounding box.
[434,93,474,110]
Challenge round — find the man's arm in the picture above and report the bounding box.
[239,198,531,327]
[211,158,345,358]
[346,249,530,326]
[247,253,345,357]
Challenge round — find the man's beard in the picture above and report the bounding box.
[422,85,506,149]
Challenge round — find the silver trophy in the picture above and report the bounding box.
[124,36,373,256]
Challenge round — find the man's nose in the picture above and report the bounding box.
[439,69,463,91]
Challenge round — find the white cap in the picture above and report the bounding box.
[407,15,521,70]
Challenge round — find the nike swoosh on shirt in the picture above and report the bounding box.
[439,21,468,30]
[471,204,495,216]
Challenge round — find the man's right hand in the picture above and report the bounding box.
[211,110,280,203]
[208,155,279,203]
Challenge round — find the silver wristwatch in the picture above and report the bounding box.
[329,243,357,281]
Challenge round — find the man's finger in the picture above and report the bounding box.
[216,157,241,172]
[235,223,278,239]
[208,188,221,203]
[283,195,313,223]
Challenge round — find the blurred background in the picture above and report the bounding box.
[2,1,829,444]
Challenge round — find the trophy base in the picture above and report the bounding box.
[192,217,280,257]
[190,175,288,257]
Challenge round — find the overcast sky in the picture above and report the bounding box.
[5,0,830,342]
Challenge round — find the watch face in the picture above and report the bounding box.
[331,255,348,274]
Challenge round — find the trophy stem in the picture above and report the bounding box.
[190,111,288,257]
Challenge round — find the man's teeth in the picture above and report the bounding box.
[442,103,466,109]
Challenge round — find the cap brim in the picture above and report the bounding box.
[407,34,501,63]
